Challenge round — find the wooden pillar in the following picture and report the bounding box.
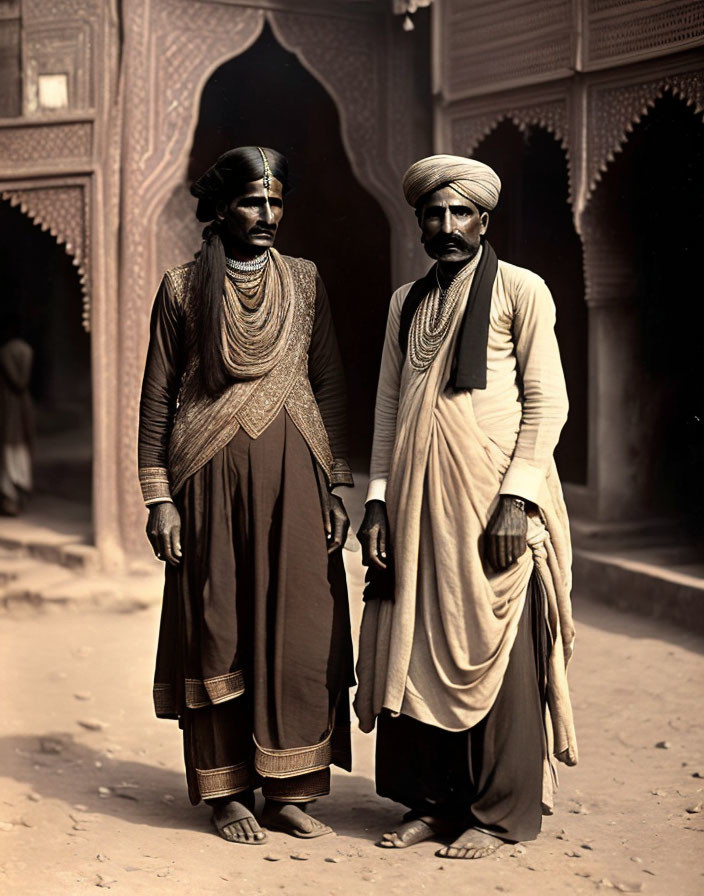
[582,215,658,522]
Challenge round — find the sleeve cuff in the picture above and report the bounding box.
[139,466,173,506]
[330,459,354,489]
[499,459,545,505]
[366,477,387,504]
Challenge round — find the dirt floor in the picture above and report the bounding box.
[1,543,703,896]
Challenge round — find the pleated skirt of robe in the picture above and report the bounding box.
[152,408,355,804]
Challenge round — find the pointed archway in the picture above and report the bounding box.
[582,91,704,528]
[0,198,92,516]
[157,23,392,464]
[473,121,588,485]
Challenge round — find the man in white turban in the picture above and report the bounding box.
[356,154,577,859]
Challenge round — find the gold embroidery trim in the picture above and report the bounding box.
[153,682,177,717]
[330,459,354,487]
[185,670,245,709]
[195,761,255,799]
[285,377,333,477]
[253,731,332,779]
[139,466,172,504]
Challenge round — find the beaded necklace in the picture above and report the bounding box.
[408,246,483,371]
[225,251,269,274]
[219,248,294,380]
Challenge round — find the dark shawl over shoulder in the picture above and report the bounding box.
[398,241,498,391]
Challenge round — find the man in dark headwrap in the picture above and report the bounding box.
[138,147,355,844]
[356,154,577,858]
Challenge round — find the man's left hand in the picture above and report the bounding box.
[326,493,349,554]
[485,495,528,571]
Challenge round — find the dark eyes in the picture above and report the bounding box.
[426,206,472,218]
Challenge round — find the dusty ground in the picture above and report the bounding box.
[1,544,703,896]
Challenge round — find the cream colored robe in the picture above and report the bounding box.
[354,258,577,808]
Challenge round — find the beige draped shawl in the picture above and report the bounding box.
[354,259,577,808]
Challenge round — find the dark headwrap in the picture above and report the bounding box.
[189,146,290,396]
[190,146,289,222]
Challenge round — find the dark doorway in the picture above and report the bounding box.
[187,23,392,465]
[473,121,588,485]
[594,92,704,528]
[0,199,92,507]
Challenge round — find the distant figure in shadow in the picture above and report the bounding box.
[0,313,34,516]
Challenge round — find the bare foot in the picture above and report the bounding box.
[212,799,266,844]
[261,801,332,839]
[436,828,506,859]
[379,815,450,848]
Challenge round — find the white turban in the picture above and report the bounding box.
[402,154,501,210]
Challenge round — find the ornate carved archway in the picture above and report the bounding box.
[0,180,91,330]
[117,0,427,553]
[583,75,704,208]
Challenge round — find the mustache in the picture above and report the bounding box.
[426,232,471,252]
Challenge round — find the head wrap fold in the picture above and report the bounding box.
[402,154,501,211]
[190,146,287,222]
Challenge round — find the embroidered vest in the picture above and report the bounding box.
[165,256,333,495]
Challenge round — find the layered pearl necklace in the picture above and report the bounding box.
[225,251,269,275]
[220,248,294,380]
[226,251,270,310]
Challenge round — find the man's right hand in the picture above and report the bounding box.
[146,502,182,566]
[357,499,389,570]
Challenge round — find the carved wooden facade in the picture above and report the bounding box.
[2,0,701,560]
[0,0,431,565]
[434,0,704,521]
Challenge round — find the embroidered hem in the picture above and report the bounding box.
[195,761,255,799]
[253,732,332,779]
[153,669,246,716]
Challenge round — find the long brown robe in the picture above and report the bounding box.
[138,254,354,804]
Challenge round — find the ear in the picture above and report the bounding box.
[215,199,227,221]
[480,212,489,235]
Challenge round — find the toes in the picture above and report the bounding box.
[220,819,265,844]
[221,823,242,843]
[244,818,266,843]
[379,833,400,848]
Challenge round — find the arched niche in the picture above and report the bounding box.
[581,91,704,526]
[117,1,428,553]
[157,23,392,463]
[473,120,588,485]
[0,197,92,510]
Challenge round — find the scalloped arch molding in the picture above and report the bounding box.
[586,79,704,203]
[1,188,90,331]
